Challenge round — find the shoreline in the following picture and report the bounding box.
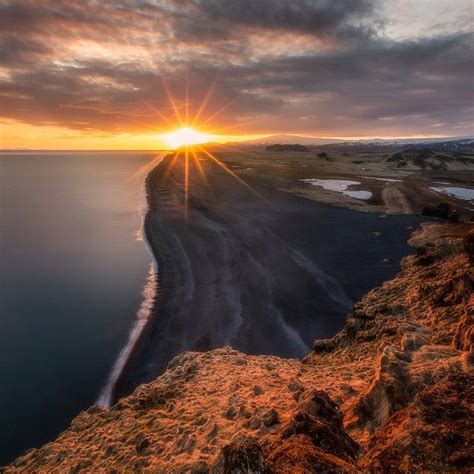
[98,156,168,407]
[108,155,172,405]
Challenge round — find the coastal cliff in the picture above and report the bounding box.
[6,223,473,473]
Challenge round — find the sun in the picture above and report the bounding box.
[161,127,213,149]
[142,79,260,221]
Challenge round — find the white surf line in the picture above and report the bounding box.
[97,265,157,407]
[97,155,164,408]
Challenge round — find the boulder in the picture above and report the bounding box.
[210,437,269,474]
[281,389,359,461]
[422,202,450,219]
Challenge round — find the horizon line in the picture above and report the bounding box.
[1,133,472,153]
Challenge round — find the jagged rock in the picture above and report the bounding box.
[414,245,439,266]
[281,390,359,461]
[266,436,357,473]
[312,337,335,354]
[453,309,473,356]
[353,345,412,429]
[210,437,269,474]
[362,373,474,472]
[297,390,344,426]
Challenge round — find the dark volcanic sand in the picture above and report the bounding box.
[112,154,422,401]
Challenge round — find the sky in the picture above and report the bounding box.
[0,0,473,149]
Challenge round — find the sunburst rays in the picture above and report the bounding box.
[138,80,261,221]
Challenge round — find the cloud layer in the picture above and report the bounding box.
[0,0,473,138]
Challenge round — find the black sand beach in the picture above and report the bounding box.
[112,153,422,402]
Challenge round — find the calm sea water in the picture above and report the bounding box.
[0,152,158,465]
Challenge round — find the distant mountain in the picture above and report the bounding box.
[233,134,474,149]
[266,144,309,152]
[336,136,474,147]
[320,137,474,154]
[386,147,474,170]
[239,134,343,146]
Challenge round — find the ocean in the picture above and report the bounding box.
[0,152,158,465]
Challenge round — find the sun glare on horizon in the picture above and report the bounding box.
[143,79,261,222]
[161,127,213,149]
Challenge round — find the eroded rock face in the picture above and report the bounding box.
[5,224,473,473]
[362,373,474,472]
[211,388,360,473]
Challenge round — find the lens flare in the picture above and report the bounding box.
[135,79,261,222]
[161,127,213,149]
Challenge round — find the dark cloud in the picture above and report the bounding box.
[0,0,472,137]
[0,35,52,66]
[167,0,376,43]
